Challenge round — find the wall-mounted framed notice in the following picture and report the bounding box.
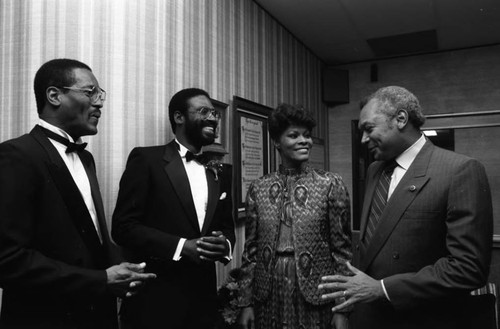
[232,97,273,212]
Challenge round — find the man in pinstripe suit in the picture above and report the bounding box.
[319,86,493,329]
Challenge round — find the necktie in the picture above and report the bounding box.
[40,126,87,153]
[363,160,398,247]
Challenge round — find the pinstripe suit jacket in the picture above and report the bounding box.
[355,140,493,329]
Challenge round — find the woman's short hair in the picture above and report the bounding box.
[268,103,316,141]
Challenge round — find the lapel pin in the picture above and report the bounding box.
[409,185,416,192]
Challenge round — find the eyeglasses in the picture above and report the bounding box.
[196,107,221,120]
[59,86,107,104]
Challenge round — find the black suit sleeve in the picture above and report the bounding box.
[112,147,184,260]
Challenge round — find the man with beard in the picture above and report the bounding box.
[112,88,235,329]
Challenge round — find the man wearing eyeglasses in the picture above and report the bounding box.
[112,88,235,329]
[0,58,156,329]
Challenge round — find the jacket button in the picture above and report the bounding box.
[392,253,400,259]
[356,244,360,251]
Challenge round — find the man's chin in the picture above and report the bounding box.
[200,131,216,145]
[370,148,381,160]
[201,136,215,146]
[87,127,98,135]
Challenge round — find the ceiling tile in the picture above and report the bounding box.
[340,0,436,38]
[254,0,500,64]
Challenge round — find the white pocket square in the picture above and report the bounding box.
[219,192,227,200]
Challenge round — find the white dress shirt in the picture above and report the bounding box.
[387,134,426,200]
[173,140,208,260]
[39,120,102,242]
[172,140,232,262]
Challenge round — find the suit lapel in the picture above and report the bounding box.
[31,126,105,263]
[361,141,434,270]
[201,169,220,235]
[162,141,200,232]
[80,151,113,250]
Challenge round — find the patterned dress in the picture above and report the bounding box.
[239,164,352,329]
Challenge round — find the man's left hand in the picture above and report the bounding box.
[196,231,228,262]
[318,261,385,312]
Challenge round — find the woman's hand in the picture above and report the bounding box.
[238,306,255,329]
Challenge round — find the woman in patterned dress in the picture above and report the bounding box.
[237,104,352,329]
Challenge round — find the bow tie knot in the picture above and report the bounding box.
[39,126,88,153]
[65,142,88,153]
[185,151,205,164]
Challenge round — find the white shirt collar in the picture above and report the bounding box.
[38,119,83,144]
[395,134,426,170]
[175,138,189,157]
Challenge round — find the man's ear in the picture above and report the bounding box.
[173,111,185,125]
[395,110,409,129]
[46,87,62,107]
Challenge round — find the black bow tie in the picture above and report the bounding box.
[39,126,88,153]
[185,151,205,163]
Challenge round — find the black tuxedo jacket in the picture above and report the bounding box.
[112,140,235,328]
[0,125,119,329]
[354,141,493,329]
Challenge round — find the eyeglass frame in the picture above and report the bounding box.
[56,86,107,104]
[195,107,221,120]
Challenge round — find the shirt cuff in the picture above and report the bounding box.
[173,238,186,261]
[380,279,391,301]
[224,238,232,261]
